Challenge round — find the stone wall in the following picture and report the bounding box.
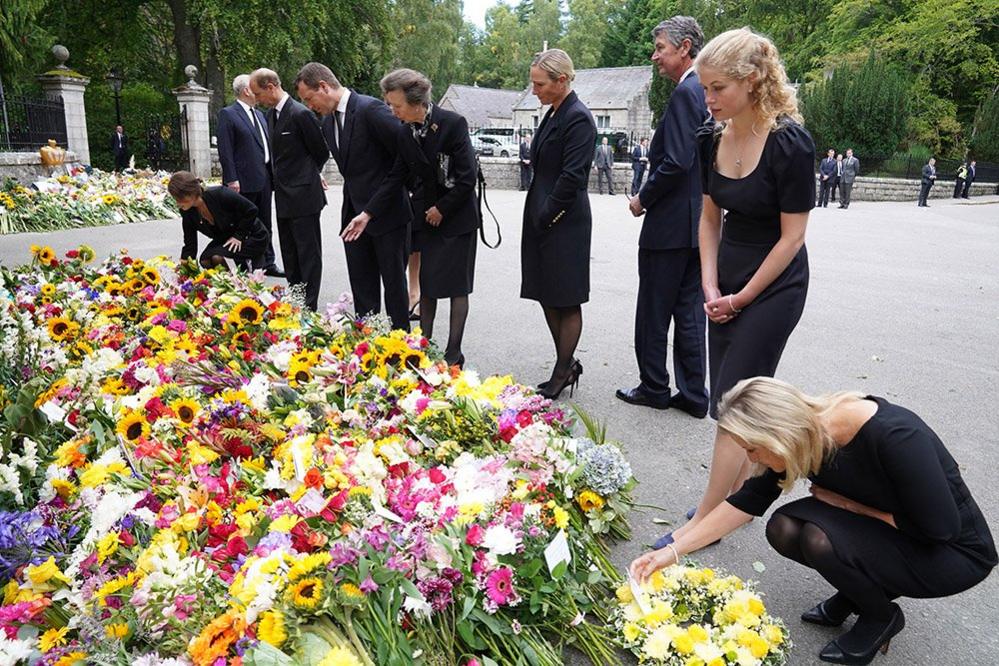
[0,151,81,184]
[209,151,997,201]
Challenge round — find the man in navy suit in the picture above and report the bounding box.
[818,148,837,207]
[631,137,650,195]
[250,68,329,311]
[216,74,282,276]
[617,16,710,417]
[295,62,412,330]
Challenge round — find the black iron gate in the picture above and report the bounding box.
[141,107,187,171]
[0,87,67,152]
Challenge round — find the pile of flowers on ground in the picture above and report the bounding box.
[0,169,176,234]
[612,564,790,666]
[0,246,636,665]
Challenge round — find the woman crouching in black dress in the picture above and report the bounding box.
[631,377,996,665]
[369,68,478,368]
[169,171,271,271]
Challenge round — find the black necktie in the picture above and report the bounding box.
[335,111,344,149]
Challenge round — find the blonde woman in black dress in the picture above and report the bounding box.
[653,28,815,548]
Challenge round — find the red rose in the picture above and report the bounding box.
[465,524,484,546]
[516,410,533,428]
[226,536,249,558]
[429,467,446,484]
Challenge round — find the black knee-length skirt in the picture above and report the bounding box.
[417,229,476,299]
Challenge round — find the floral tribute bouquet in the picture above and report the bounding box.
[611,564,790,666]
[0,169,176,235]
[0,245,637,666]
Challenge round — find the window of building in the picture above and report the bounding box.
[596,115,611,128]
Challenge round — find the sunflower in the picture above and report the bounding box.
[339,582,365,605]
[287,577,324,610]
[576,490,605,512]
[287,361,313,387]
[106,282,124,298]
[230,299,264,327]
[39,626,70,652]
[40,283,56,297]
[116,411,150,442]
[170,398,200,425]
[47,316,80,342]
[141,267,161,285]
[37,246,56,264]
[257,610,287,647]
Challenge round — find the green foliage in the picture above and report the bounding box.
[389,0,465,99]
[968,88,999,162]
[801,54,911,158]
[0,0,51,90]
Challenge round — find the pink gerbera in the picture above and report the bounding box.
[484,567,516,605]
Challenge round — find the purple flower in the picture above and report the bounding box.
[359,575,379,594]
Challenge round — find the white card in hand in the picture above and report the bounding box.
[544,529,572,574]
[629,574,652,614]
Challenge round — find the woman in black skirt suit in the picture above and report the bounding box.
[377,69,478,367]
[632,377,997,664]
[169,171,271,270]
[521,49,597,399]
[655,29,815,546]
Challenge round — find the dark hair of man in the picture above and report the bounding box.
[294,62,341,91]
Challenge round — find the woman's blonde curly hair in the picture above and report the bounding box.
[695,27,803,128]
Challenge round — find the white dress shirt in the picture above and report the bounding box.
[237,98,269,164]
[331,88,351,149]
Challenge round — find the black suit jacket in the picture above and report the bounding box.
[110,132,129,156]
[323,91,411,236]
[819,157,837,178]
[638,72,710,250]
[519,140,531,164]
[374,106,478,238]
[921,164,937,184]
[267,96,329,219]
[181,187,268,259]
[217,102,270,192]
[524,91,596,232]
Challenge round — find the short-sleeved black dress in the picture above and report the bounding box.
[728,396,997,599]
[700,119,814,417]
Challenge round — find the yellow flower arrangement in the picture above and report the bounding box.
[39,626,70,652]
[288,577,324,610]
[230,298,265,327]
[257,610,287,647]
[47,316,80,342]
[317,646,363,666]
[576,489,605,512]
[117,411,150,442]
[170,397,200,425]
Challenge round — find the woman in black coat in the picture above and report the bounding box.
[521,49,597,399]
[370,69,478,367]
[631,377,996,665]
[168,171,271,270]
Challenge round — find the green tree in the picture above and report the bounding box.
[561,0,612,69]
[801,54,912,158]
[968,86,999,162]
[0,0,50,90]
[389,0,464,98]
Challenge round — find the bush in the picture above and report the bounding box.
[801,53,911,158]
[968,89,999,162]
[85,82,174,170]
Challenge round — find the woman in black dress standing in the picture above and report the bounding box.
[376,69,478,367]
[655,28,815,546]
[632,377,996,664]
[521,49,597,399]
[169,171,271,270]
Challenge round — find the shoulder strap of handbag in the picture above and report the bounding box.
[476,159,502,249]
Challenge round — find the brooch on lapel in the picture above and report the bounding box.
[431,123,439,133]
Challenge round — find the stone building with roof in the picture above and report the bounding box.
[511,65,654,138]
[437,84,524,129]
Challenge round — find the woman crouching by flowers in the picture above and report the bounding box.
[630,377,996,665]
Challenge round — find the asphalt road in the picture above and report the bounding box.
[2,189,997,665]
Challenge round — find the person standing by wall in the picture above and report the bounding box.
[838,148,858,209]
[594,136,615,195]
[918,157,937,207]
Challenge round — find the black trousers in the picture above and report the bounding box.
[634,247,708,407]
[520,164,532,190]
[240,183,276,269]
[631,164,646,196]
[953,178,965,198]
[962,179,973,198]
[114,152,129,171]
[818,177,834,206]
[830,177,840,201]
[918,181,933,206]
[276,213,322,311]
[344,224,410,330]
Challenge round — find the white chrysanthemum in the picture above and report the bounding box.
[482,525,519,556]
[641,626,673,660]
[244,373,271,412]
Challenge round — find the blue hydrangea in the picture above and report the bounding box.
[577,439,632,496]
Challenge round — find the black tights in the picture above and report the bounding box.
[420,295,469,365]
[767,514,895,621]
[201,255,229,270]
[541,304,582,383]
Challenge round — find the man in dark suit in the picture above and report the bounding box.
[962,160,976,198]
[831,153,843,202]
[617,15,709,417]
[249,68,329,311]
[110,125,130,171]
[918,157,937,207]
[630,138,650,196]
[216,74,283,277]
[295,62,411,330]
[818,148,836,207]
[594,137,615,194]
[519,133,532,191]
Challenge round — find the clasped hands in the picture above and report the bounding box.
[703,287,742,324]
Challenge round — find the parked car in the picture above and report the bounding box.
[470,137,494,157]
[472,135,519,158]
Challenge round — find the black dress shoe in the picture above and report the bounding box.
[668,394,708,419]
[263,265,286,278]
[819,604,905,665]
[615,386,669,410]
[802,593,857,627]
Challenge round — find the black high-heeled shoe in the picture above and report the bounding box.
[802,593,857,627]
[819,604,905,665]
[408,304,420,322]
[540,364,581,400]
[538,359,582,391]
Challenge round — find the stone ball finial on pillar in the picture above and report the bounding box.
[52,45,70,70]
[184,65,199,86]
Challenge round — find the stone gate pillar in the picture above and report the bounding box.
[36,45,91,165]
[172,65,213,178]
